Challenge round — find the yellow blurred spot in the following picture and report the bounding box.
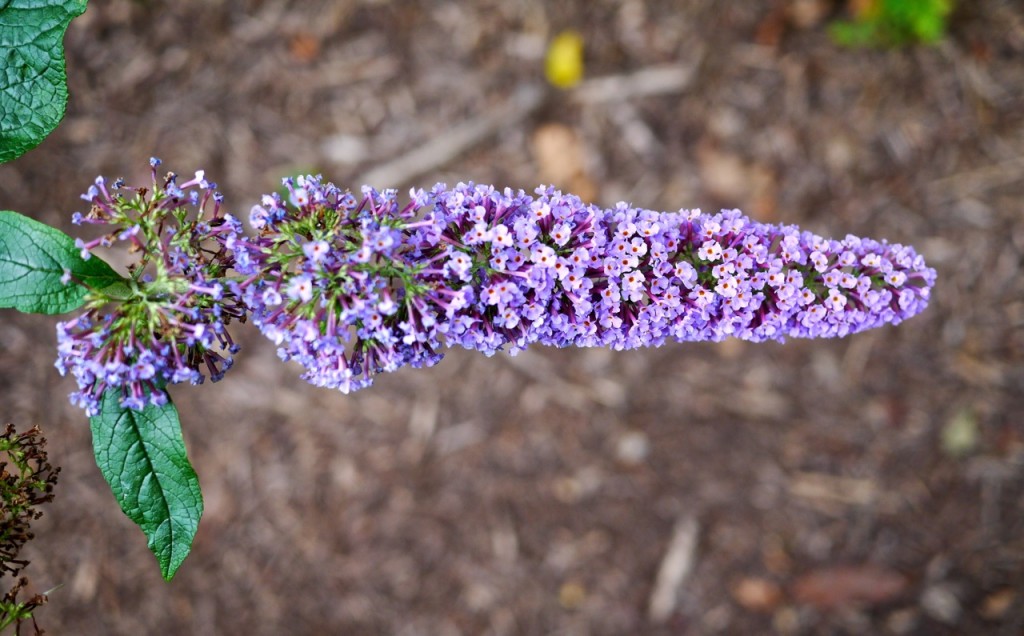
[545,30,584,89]
[942,408,978,457]
[558,581,586,610]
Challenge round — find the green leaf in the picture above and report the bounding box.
[0,0,87,163]
[0,209,123,314]
[90,389,202,581]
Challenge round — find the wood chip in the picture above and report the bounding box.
[356,84,544,188]
[572,60,702,104]
[788,472,879,507]
[647,515,700,623]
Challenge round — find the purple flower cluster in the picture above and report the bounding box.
[56,160,246,415]
[232,177,445,393]
[233,177,935,393]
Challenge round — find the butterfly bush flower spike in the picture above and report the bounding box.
[56,161,246,415]
[232,177,935,393]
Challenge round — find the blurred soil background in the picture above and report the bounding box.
[1,0,1023,634]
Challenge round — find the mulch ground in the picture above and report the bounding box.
[1,1,1022,634]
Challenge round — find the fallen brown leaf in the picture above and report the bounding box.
[979,588,1015,620]
[786,0,830,29]
[792,564,908,610]
[531,123,596,201]
[289,33,321,64]
[732,577,784,613]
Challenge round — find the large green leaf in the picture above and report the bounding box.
[90,389,203,581]
[0,209,123,314]
[0,0,88,163]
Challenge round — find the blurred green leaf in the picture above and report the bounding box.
[830,0,953,48]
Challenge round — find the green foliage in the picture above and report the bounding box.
[90,389,202,581]
[830,0,953,47]
[0,0,88,163]
[0,423,60,635]
[0,0,212,587]
[0,210,124,315]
